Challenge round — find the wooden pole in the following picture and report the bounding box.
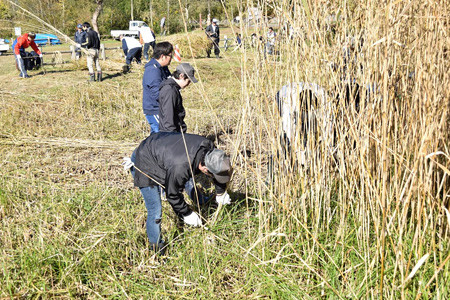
[70,45,76,60]
[100,43,106,60]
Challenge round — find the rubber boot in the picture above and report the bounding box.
[88,73,95,82]
[97,72,102,82]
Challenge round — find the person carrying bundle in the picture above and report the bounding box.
[81,22,102,82]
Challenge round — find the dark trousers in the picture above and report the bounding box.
[143,43,150,60]
[207,38,220,56]
[126,47,142,65]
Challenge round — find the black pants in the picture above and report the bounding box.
[126,47,142,64]
[207,38,220,56]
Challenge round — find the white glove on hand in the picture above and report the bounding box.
[122,157,134,170]
[76,43,81,48]
[39,54,43,58]
[16,54,21,59]
[216,192,231,205]
[183,212,202,227]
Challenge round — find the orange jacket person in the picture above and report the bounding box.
[14,32,42,78]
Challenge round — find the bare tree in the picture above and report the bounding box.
[91,0,103,33]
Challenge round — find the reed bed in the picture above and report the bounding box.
[229,0,449,298]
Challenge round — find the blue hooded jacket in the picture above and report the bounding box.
[142,58,171,115]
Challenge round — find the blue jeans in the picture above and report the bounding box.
[184,179,210,205]
[130,152,164,251]
[143,43,150,60]
[145,114,160,133]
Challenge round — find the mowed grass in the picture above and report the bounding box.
[0,34,310,298]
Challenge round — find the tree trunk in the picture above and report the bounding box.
[149,0,153,28]
[131,0,134,21]
[92,0,103,34]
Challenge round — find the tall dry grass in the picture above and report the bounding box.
[226,0,449,297]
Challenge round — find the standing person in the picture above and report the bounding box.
[74,24,86,60]
[266,27,276,55]
[160,17,166,36]
[139,25,156,61]
[142,42,173,133]
[120,35,142,66]
[205,18,220,58]
[81,22,102,82]
[123,132,233,254]
[158,63,198,133]
[13,32,42,78]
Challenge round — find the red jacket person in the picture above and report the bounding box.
[14,33,42,78]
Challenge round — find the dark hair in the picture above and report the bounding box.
[153,42,173,59]
[82,22,91,28]
[28,32,36,39]
[269,27,274,30]
[171,70,186,80]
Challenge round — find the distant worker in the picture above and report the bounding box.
[138,25,156,61]
[81,22,102,82]
[123,132,233,254]
[120,35,142,66]
[74,24,86,60]
[142,42,173,133]
[160,17,166,36]
[158,63,198,133]
[205,18,220,58]
[13,32,42,78]
[266,27,276,55]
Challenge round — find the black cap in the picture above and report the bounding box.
[176,63,198,83]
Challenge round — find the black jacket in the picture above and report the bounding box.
[134,132,225,216]
[158,78,187,133]
[83,28,100,50]
[205,24,220,41]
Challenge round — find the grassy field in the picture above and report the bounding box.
[1,1,449,298]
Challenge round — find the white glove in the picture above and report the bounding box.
[76,43,81,48]
[39,54,43,58]
[16,54,21,59]
[216,192,231,205]
[183,212,202,227]
[122,157,134,170]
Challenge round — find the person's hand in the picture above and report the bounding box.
[122,157,134,170]
[76,43,81,48]
[183,212,202,227]
[216,192,231,205]
[39,54,43,58]
[16,54,21,60]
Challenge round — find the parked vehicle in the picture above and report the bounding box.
[111,20,149,40]
[0,39,9,55]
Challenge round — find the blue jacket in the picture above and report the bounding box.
[75,30,86,45]
[142,58,171,115]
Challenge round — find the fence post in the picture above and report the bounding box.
[70,45,76,60]
[100,43,106,60]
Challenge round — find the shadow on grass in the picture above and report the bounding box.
[102,72,126,81]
